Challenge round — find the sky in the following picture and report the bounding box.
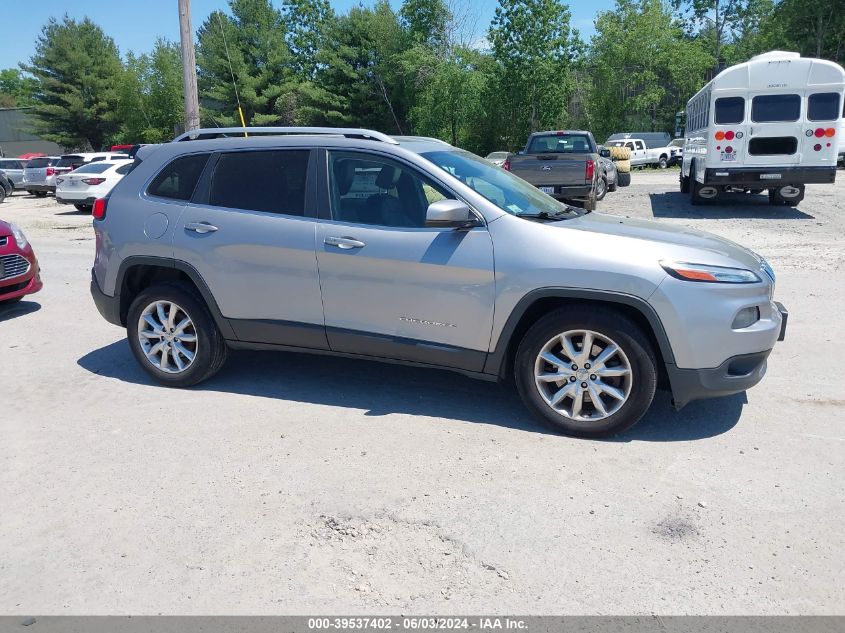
[1,0,613,69]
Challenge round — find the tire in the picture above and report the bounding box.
[658,155,668,169]
[126,281,228,387]
[768,185,804,207]
[514,305,658,437]
[615,159,631,173]
[595,176,608,201]
[679,168,690,193]
[689,159,718,205]
[617,171,631,187]
[608,179,617,192]
[584,189,597,211]
[608,146,630,160]
[34,191,48,198]
[0,188,5,204]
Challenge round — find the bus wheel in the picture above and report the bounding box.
[769,185,804,207]
[689,161,718,205]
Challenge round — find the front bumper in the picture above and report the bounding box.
[90,269,122,326]
[704,166,835,187]
[0,253,42,302]
[667,302,787,408]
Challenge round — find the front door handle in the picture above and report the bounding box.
[185,221,219,234]
[325,236,366,250]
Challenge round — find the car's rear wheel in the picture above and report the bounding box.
[127,282,228,387]
[595,176,608,201]
[514,306,657,437]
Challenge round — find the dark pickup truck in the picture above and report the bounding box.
[504,130,608,210]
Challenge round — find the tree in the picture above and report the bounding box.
[764,0,844,64]
[588,0,712,141]
[0,68,37,107]
[196,0,292,126]
[281,0,336,80]
[673,0,765,66]
[114,40,184,143]
[488,0,578,148]
[22,16,123,150]
[400,0,451,50]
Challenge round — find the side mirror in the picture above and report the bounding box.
[425,199,476,228]
[599,148,610,158]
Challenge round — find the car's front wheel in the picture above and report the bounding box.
[127,282,228,387]
[514,306,657,437]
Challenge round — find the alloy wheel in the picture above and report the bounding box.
[137,300,199,374]
[533,329,633,421]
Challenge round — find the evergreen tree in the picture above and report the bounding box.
[22,16,123,150]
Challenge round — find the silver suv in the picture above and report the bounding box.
[90,127,788,437]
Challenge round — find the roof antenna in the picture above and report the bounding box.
[215,11,248,137]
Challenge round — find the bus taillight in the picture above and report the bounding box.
[824,128,836,137]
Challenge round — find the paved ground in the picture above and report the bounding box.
[1,172,843,615]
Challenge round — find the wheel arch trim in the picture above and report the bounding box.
[115,256,237,340]
[484,287,676,377]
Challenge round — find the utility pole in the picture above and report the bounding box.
[178,0,200,132]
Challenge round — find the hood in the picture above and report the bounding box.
[559,212,763,270]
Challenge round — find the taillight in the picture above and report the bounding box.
[715,131,725,141]
[502,158,511,171]
[585,159,594,181]
[82,178,106,185]
[724,130,735,140]
[46,167,55,176]
[825,127,836,137]
[92,198,107,220]
[814,128,825,138]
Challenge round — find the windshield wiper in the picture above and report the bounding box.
[517,209,578,221]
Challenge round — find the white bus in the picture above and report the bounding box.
[680,51,845,206]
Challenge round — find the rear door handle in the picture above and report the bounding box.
[185,221,219,234]
[325,236,366,249]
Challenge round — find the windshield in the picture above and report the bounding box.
[421,150,579,219]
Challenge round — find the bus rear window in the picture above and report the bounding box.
[752,94,800,122]
[808,92,841,122]
[714,97,744,124]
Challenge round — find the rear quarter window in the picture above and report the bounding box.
[752,94,801,122]
[147,153,210,201]
[807,92,841,122]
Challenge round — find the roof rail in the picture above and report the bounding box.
[172,126,399,145]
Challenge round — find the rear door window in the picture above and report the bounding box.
[147,153,210,201]
[751,94,801,122]
[209,150,309,216]
[714,97,745,124]
[807,92,841,122]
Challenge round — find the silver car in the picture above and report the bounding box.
[485,151,509,167]
[0,158,28,190]
[22,156,61,196]
[90,127,787,437]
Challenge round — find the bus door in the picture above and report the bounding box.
[744,92,802,167]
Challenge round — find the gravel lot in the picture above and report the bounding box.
[1,171,843,615]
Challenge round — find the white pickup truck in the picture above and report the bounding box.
[606,137,674,169]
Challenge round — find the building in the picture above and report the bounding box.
[0,107,63,157]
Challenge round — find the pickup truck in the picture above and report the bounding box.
[504,130,606,210]
[606,137,673,169]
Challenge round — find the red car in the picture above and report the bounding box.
[0,220,42,305]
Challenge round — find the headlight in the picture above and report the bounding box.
[660,260,761,284]
[9,223,28,249]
